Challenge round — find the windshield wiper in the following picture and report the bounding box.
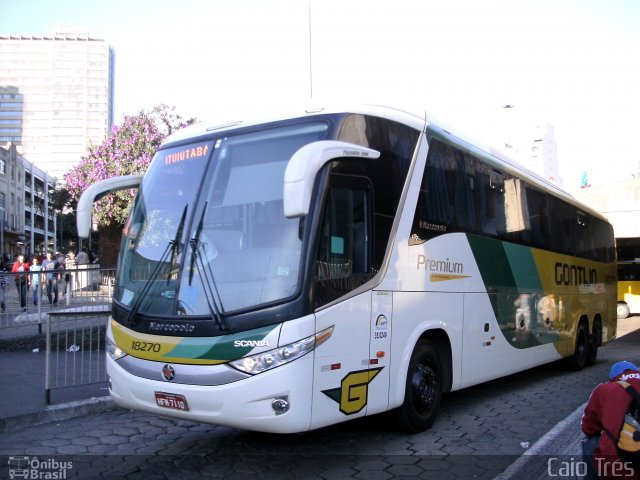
[169,205,188,275]
[189,203,227,331]
[188,202,206,286]
[126,204,188,326]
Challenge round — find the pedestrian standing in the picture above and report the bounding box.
[11,254,30,311]
[30,257,43,305]
[64,251,77,295]
[0,262,7,313]
[56,251,66,270]
[42,251,59,306]
[77,249,89,265]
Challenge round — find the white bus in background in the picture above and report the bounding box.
[78,104,616,433]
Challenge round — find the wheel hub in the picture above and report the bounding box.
[412,363,437,412]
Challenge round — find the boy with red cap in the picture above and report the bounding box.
[582,361,640,479]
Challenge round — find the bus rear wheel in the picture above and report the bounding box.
[394,339,443,433]
[586,322,601,367]
[566,323,588,371]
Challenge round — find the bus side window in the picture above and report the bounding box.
[575,211,595,258]
[503,178,526,242]
[314,174,374,308]
[548,197,576,255]
[409,139,477,243]
[477,166,506,236]
[592,217,615,263]
[524,186,550,249]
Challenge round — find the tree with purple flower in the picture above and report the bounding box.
[65,104,196,266]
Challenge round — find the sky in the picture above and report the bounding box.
[2,0,640,190]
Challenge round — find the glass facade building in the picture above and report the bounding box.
[0,28,114,181]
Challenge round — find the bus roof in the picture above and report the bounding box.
[162,102,608,223]
[163,103,428,143]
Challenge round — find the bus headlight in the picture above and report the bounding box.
[229,326,334,375]
[106,337,128,361]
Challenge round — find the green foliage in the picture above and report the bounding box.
[48,188,71,211]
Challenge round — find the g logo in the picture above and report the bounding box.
[322,368,383,415]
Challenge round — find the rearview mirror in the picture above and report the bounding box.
[283,140,380,218]
[76,174,143,238]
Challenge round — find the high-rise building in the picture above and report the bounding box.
[495,106,561,187]
[501,121,560,187]
[0,27,114,181]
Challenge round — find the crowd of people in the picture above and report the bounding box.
[0,249,94,312]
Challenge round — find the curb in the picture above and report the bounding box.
[0,396,117,432]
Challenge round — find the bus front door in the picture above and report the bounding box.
[311,291,387,429]
[367,290,392,415]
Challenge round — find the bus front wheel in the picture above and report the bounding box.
[394,339,443,433]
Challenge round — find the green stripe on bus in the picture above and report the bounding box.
[166,324,278,361]
[467,234,561,349]
[467,234,517,292]
[502,242,543,292]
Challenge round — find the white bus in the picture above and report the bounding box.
[78,104,616,433]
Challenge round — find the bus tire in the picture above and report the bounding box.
[394,339,443,433]
[586,321,601,367]
[566,323,588,371]
[617,303,630,320]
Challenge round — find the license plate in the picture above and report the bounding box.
[155,392,189,411]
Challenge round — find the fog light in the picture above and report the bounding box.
[272,396,290,415]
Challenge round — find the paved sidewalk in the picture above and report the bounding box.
[497,316,640,479]
[0,319,115,431]
[0,276,115,431]
[1,313,639,479]
[0,347,114,431]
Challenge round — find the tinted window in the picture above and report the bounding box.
[410,137,614,263]
[314,175,374,307]
[410,139,477,243]
[476,163,506,237]
[337,114,419,269]
[313,114,419,307]
[525,185,550,249]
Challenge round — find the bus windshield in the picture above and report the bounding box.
[115,122,330,317]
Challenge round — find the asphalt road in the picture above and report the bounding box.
[1,320,639,479]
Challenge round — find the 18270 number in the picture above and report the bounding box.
[131,341,161,352]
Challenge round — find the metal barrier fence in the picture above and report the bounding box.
[0,267,114,404]
[45,309,109,403]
